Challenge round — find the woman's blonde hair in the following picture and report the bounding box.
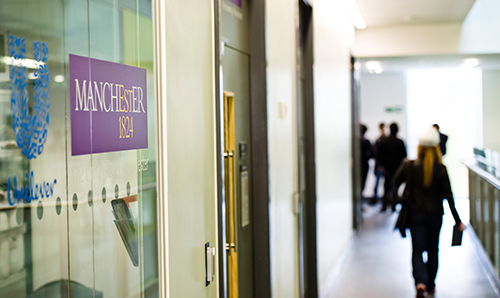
[417,145,442,187]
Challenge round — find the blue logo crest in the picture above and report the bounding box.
[9,35,50,159]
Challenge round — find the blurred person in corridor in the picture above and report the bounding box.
[372,122,387,204]
[393,127,465,298]
[360,124,374,201]
[378,122,407,212]
[433,124,448,156]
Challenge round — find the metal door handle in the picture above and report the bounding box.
[206,243,215,286]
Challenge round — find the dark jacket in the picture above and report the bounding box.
[361,136,373,166]
[439,133,448,156]
[378,135,407,173]
[374,135,386,168]
[393,159,461,224]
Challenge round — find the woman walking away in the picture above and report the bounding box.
[393,127,466,298]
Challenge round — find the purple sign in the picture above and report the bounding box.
[229,0,242,8]
[69,54,148,155]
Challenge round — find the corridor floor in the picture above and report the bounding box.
[322,199,500,298]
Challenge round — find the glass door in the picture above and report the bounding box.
[0,1,158,297]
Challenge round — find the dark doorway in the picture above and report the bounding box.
[297,1,318,297]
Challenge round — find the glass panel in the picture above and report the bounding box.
[0,3,70,297]
[0,1,158,297]
[494,189,499,275]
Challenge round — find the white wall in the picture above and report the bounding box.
[459,0,500,54]
[165,1,217,297]
[266,1,356,295]
[482,70,500,152]
[266,0,299,297]
[353,0,500,57]
[360,72,407,142]
[353,24,463,57]
[313,0,355,291]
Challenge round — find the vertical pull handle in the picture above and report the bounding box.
[225,150,237,253]
[206,243,215,286]
[223,91,239,297]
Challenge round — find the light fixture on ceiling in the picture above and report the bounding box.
[463,58,479,67]
[27,72,37,80]
[0,56,45,69]
[366,61,383,74]
[343,0,367,29]
[54,74,65,83]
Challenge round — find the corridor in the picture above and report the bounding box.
[322,199,500,298]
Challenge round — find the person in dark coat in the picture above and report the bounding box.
[373,123,387,202]
[393,127,465,298]
[433,124,448,156]
[360,124,374,193]
[378,122,407,211]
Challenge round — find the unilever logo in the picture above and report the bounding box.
[9,34,50,160]
[6,35,56,207]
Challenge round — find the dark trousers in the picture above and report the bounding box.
[361,163,369,192]
[409,212,443,291]
[373,166,384,199]
[381,169,395,210]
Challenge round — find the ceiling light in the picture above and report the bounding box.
[0,56,45,69]
[366,61,383,74]
[343,0,367,29]
[464,58,478,67]
[27,72,36,80]
[54,74,65,83]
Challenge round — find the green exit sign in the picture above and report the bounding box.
[385,105,404,113]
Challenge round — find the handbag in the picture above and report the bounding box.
[395,161,414,238]
[452,224,463,246]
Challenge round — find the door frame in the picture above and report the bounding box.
[214,0,271,297]
[297,1,319,297]
[153,0,169,296]
[351,56,362,230]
